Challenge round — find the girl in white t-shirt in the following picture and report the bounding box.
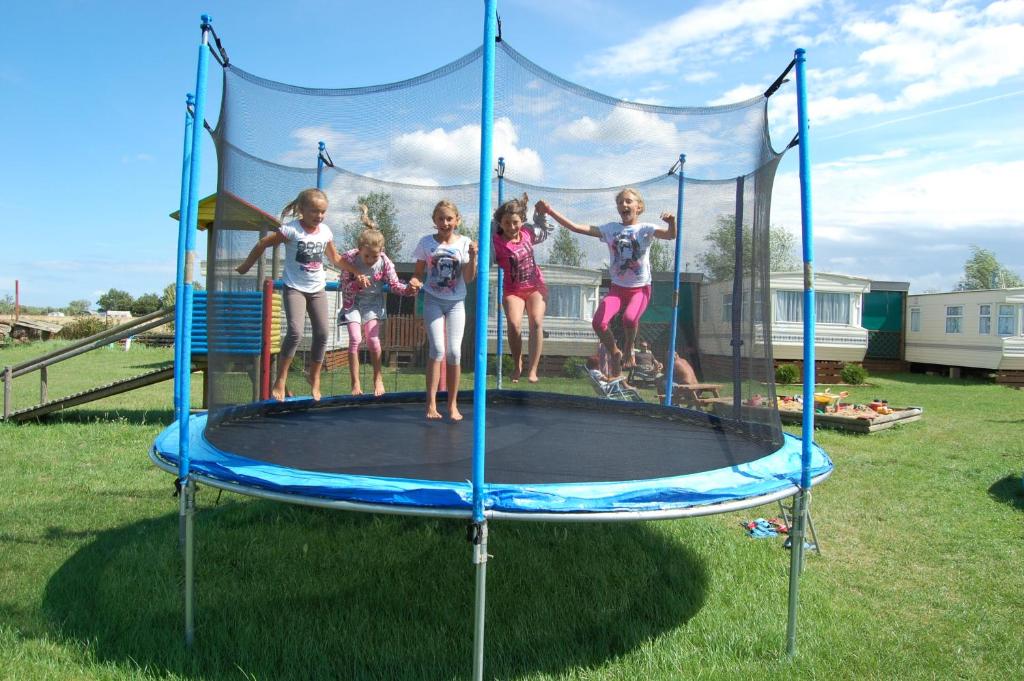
[536,188,676,378]
[412,200,478,421]
[236,188,368,402]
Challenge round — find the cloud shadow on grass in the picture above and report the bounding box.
[43,501,708,680]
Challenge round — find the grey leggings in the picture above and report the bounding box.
[423,294,465,364]
[281,286,329,363]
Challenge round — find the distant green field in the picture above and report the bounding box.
[1,340,1022,680]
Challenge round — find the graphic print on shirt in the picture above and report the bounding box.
[431,250,462,294]
[611,233,643,277]
[508,241,537,287]
[295,238,326,273]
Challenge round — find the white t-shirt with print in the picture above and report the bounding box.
[598,222,657,288]
[413,233,472,301]
[278,221,334,293]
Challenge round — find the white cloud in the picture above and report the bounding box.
[387,117,543,184]
[579,0,822,78]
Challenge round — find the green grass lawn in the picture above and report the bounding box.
[1,341,1022,680]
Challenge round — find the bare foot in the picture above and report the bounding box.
[426,404,443,420]
[621,347,636,369]
[351,385,363,396]
[305,372,322,401]
[510,356,522,383]
[373,377,386,397]
[528,373,539,383]
[449,405,463,422]
[271,386,286,402]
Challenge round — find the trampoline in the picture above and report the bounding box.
[163,9,829,672]
[153,391,831,518]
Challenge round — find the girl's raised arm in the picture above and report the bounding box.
[654,212,677,240]
[236,231,286,274]
[535,200,601,238]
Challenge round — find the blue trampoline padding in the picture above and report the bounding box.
[152,411,832,515]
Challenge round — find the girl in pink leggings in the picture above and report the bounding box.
[536,188,676,377]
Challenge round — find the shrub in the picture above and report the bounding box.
[59,316,108,340]
[487,354,514,376]
[562,356,587,378]
[841,362,868,385]
[775,363,799,384]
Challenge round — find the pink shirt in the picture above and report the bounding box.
[492,229,545,295]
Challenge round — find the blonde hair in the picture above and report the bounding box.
[492,193,529,233]
[281,188,328,221]
[357,229,385,251]
[615,187,645,215]
[432,199,461,221]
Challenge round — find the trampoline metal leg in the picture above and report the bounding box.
[785,489,809,656]
[183,478,196,647]
[471,521,488,681]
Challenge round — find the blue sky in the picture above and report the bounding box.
[2,0,1022,307]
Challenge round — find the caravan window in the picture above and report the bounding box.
[979,304,991,335]
[816,292,851,324]
[945,306,963,334]
[547,285,583,319]
[998,304,1017,335]
[910,307,921,332]
[774,290,802,322]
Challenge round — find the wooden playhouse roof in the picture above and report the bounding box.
[169,192,281,232]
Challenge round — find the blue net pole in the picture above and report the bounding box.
[663,154,686,406]
[178,16,211,489]
[316,141,326,190]
[177,14,212,649]
[472,0,497,525]
[173,94,195,422]
[787,46,815,657]
[495,157,505,388]
[472,6,498,681]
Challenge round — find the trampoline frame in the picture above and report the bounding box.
[167,9,824,678]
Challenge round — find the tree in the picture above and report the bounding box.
[97,288,134,312]
[547,229,585,267]
[343,192,404,258]
[0,294,13,315]
[649,239,673,272]
[695,215,798,280]
[957,245,1023,290]
[65,299,91,316]
[131,293,163,316]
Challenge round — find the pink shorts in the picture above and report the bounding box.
[504,283,547,302]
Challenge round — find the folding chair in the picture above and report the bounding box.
[586,370,643,402]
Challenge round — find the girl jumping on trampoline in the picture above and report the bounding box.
[338,205,421,397]
[536,188,676,378]
[236,188,369,402]
[492,193,551,383]
[413,200,478,421]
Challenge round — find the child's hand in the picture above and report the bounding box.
[235,265,247,274]
[409,277,422,291]
[661,212,676,225]
[534,200,550,215]
[356,274,371,288]
[468,241,478,259]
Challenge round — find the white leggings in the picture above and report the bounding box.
[423,295,465,364]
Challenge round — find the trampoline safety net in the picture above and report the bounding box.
[200,40,789,484]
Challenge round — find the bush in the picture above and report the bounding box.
[775,363,799,384]
[841,362,868,385]
[59,316,108,340]
[562,356,587,378]
[487,354,514,376]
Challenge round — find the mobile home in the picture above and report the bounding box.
[905,288,1024,384]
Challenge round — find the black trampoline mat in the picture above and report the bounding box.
[204,394,778,484]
